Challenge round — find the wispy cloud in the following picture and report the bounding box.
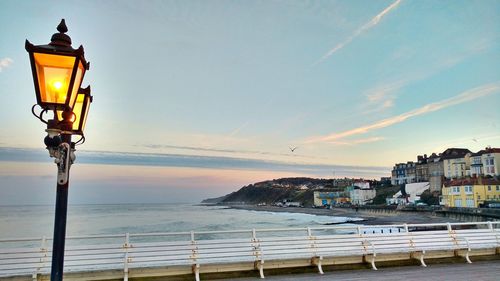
[228,121,250,137]
[362,38,495,114]
[0,58,13,72]
[328,137,385,146]
[313,0,402,65]
[140,143,322,160]
[306,82,500,143]
[363,78,409,113]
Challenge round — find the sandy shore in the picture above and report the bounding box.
[227,205,460,225]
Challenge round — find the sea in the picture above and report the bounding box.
[0,203,358,241]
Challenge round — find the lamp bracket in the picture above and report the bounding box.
[74,135,86,146]
[31,104,49,124]
[54,142,74,185]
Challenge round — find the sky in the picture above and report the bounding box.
[0,0,499,205]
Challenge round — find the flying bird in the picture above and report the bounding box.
[472,138,478,142]
[289,146,298,152]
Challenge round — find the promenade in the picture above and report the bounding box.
[215,260,500,281]
[228,205,462,225]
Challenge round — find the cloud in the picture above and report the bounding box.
[362,37,495,114]
[0,147,389,179]
[228,120,250,137]
[328,137,385,146]
[314,0,402,65]
[363,78,409,113]
[141,143,321,159]
[0,58,13,72]
[306,82,500,143]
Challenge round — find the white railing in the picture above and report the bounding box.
[1,221,499,281]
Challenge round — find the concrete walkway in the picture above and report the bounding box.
[213,260,500,281]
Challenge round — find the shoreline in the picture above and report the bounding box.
[226,205,460,225]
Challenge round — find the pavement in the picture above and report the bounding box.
[229,205,461,225]
[212,260,500,281]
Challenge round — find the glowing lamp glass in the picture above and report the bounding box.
[57,89,91,135]
[28,51,86,110]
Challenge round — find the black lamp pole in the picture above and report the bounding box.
[51,174,69,281]
[50,112,73,281]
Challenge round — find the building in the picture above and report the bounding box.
[332,178,355,188]
[405,162,416,184]
[416,154,430,182]
[391,163,405,185]
[349,187,376,205]
[353,181,370,189]
[441,177,500,208]
[470,151,484,176]
[427,153,444,192]
[313,190,350,207]
[380,177,391,185]
[441,148,472,179]
[391,147,497,193]
[391,162,416,185]
[469,147,500,177]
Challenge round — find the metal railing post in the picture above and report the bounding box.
[123,233,130,281]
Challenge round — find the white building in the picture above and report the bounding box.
[481,148,500,176]
[353,181,370,190]
[349,187,376,205]
[469,147,500,177]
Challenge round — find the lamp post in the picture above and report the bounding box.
[25,19,92,281]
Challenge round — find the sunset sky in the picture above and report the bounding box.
[0,0,499,204]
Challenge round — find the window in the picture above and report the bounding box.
[466,198,475,208]
[497,186,499,191]
[488,186,491,191]
[464,186,472,193]
[454,199,462,207]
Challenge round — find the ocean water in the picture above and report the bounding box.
[0,204,356,240]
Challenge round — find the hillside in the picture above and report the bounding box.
[219,177,333,206]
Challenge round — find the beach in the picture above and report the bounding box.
[228,205,460,225]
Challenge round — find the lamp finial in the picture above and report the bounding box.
[50,19,72,47]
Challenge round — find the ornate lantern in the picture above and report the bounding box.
[25,19,89,110]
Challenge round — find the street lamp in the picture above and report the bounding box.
[25,19,92,281]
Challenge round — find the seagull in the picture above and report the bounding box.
[472,138,478,142]
[289,146,298,152]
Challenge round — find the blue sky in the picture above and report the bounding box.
[0,0,499,204]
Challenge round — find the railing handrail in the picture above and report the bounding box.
[1,221,499,245]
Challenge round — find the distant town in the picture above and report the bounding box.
[206,146,500,210]
[390,146,500,208]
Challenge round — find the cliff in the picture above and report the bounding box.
[214,177,334,206]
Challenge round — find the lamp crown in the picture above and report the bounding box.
[50,19,72,47]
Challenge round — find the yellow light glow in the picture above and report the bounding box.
[53,81,63,89]
[50,80,66,103]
